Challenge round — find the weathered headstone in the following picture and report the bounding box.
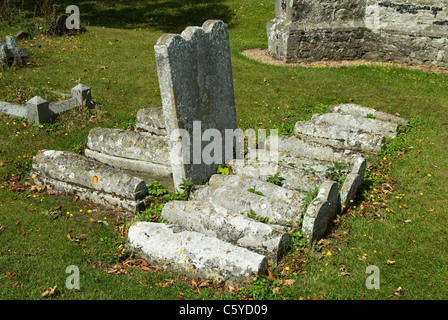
[0,36,27,67]
[154,20,238,190]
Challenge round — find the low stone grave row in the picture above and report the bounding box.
[30,103,407,285]
[28,20,409,287]
[0,84,93,124]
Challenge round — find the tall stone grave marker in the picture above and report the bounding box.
[154,20,238,190]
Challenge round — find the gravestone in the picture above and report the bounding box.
[154,20,238,190]
[0,36,27,67]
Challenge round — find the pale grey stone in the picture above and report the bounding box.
[228,158,323,192]
[71,84,93,108]
[26,96,50,124]
[207,174,305,205]
[5,36,24,66]
[127,222,268,286]
[155,20,238,189]
[0,101,26,118]
[265,135,362,165]
[328,104,409,126]
[84,149,172,178]
[48,98,79,117]
[31,150,148,202]
[311,113,398,139]
[189,182,304,227]
[135,107,167,136]
[161,200,290,262]
[86,127,170,165]
[302,181,339,242]
[294,120,386,152]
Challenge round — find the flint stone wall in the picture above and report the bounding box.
[268,0,448,66]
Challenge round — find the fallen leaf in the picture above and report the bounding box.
[340,265,350,276]
[177,292,185,299]
[272,287,280,294]
[357,254,367,261]
[30,185,46,192]
[267,268,274,281]
[90,218,98,223]
[191,278,201,294]
[283,279,296,286]
[394,286,404,296]
[41,285,58,297]
[406,234,416,244]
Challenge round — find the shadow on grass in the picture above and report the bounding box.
[7,0,236,33]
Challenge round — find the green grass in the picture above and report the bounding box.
[1,0,448,300]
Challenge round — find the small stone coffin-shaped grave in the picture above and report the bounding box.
[0,84,93,124]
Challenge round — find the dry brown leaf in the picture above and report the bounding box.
[272,287,280,294]
[394,286,404,296]
[267,268,274,281]
[340,265,350,276]
[30,185,46,192]
[283,279,296,286]
[41,285,58,297]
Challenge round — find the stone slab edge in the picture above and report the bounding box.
[127,222,268,286]
[30,170,148,213]
[84,149,172,177]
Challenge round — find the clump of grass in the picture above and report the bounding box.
[302,186,319,212]
[135,179,191,223]
[324,162,349,189]
[247,210,269,224]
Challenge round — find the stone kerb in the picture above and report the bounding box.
[0,84,93,124]
[154,20,238,190]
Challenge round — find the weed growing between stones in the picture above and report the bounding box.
[266,172,285,186]
[324,163,350,189]
[247,185,265,196]
[301,186,319,212]
[246,210,269,224]
[135,179,192,223]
